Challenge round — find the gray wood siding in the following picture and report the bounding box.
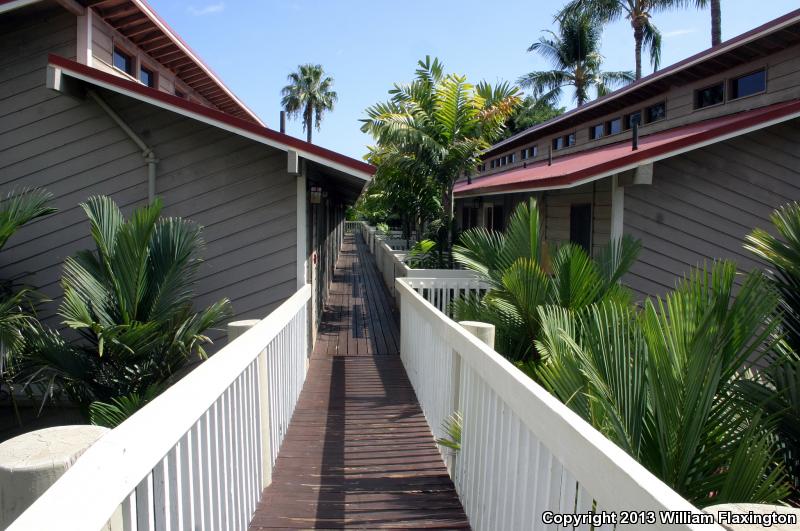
[622,120,800,299]
[543,180,611,258]
[0,14,297,347]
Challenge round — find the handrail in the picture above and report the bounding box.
[10,285,312,531]
[396,278,721,531]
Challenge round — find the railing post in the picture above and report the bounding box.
[228,320,273,489]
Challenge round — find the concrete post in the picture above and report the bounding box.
[0,425,109,528]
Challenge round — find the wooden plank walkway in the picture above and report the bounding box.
[249,234,469,529]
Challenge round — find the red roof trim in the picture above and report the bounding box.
[49,54,375,176]
[0,0,263,125]
[456,99,800,196]
[487,8,800,155]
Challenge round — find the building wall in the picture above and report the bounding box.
[453,180,611,258]
[622,120,800,299]
[481,42,800,178]
[543,180,611,258]
[0,11,297,347]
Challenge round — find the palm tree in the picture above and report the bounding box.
[519,12,634,106]
[281,64,337,144]
[22,196,232,426]
[742,202,800,499]
[687,0,723,46]
[561,0,687,79]
[452,198,641,362]
[0,189,56,425]
[535,262,790,506]
[361,57,521,258]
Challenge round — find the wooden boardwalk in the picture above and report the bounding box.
[249,234,469,529]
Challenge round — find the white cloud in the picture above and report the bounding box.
[188,2,225,16]
[663,28,696,38]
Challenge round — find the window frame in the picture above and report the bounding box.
[645,101,666,124]
[694,81,725,110]
[729,68,767,101]
[623,111,642,131]
[112,45,135,77]
[605,117,622,136]
[589,123,604,140]
[139,64,157,88]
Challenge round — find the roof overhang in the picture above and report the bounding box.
[1,0,264,125]
[485,8,800,158]
[456,99,800,198]
[47,54,375,183]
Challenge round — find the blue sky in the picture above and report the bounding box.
[149,0,798,160]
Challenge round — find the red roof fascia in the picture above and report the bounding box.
[48,54,375,176]
[456,99,800,196]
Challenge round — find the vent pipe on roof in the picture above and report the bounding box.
[632,121,639,151]
[280,111,286,134]
[548,145,553,166]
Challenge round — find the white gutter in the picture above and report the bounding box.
[87,90,158,203]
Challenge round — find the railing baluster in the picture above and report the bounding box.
[122,491,137,531]
[152,456,168,530]
[179,431,194,531]
[135,473,155,531]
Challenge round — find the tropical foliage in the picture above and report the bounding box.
[559,0,711,79]
[452,198,640,362]
[534,262,790,506]
[406,239,438,269]
[281,64,338,143]
[22,196,232,426]
[361,56,521,258]
[0,189,56,425]
[503,96,565,139]
[519,11,634,106]
[742,202,800,498]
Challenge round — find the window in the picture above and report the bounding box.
[695,82,724,109]
[566,133,576,147]
[521,146,538,159]
[623,111,641,131]
[645,101,666,123]
[589,123,604,140]
[570,203,592,253]
[112,47,134,76]
[140,66,155,88]
[508,153,516,164]
[552,137,565,150]
[606,118,622,135]
[730,69,766,99]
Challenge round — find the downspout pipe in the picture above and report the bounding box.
[87,90,158,203]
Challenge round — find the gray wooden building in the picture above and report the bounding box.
[456,9,800,299]
[0,0,373,345]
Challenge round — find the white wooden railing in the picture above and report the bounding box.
[9,285,312,531]
[396,278,721,531]
[344,220,361,234]
[401,276,489,316]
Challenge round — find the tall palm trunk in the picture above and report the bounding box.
[632,19,644,80]
[711,0,722,46]
[305,103,313,143]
